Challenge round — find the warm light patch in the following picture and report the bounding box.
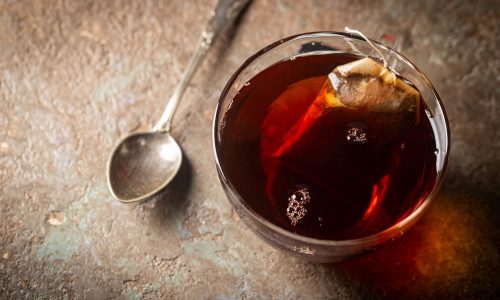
[363,175,390,220]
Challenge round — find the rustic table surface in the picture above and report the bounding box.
[1,0,499,298]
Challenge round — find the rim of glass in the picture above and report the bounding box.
[212,31,450,247]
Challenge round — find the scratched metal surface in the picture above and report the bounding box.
[1,0,499,298]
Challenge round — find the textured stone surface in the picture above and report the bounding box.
[1,0,499,298]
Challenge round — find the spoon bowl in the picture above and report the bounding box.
[107,132,182,202]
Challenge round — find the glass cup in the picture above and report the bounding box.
[212,32,450,262]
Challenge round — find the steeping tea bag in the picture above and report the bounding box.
[259,30,423,227]
[274,56,421,157]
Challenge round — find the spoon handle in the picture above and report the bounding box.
[154,0,251,132]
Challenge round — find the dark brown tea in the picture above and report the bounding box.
[219,53,438,240]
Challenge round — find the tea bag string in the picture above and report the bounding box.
[344,27,388,68]
[344,27,396,84]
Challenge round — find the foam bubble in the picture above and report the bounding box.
[346,127,368,144]
[286,185,311,226]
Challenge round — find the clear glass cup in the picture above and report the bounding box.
[212,32,450,262]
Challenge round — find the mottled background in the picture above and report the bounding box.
[1,0,499,299]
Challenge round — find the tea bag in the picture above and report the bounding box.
[260,30,423,227]
[274,56,421,157]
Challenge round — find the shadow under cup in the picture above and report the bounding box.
[212,32,450,262]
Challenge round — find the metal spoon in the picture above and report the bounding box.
[107,0,251,202]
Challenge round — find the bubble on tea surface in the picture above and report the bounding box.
[346,126,368,144]
[286,185,311,226]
